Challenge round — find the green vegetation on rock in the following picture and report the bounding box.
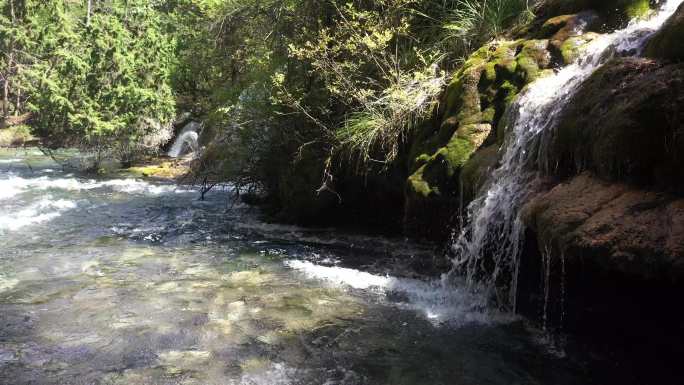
[405,33,560,234]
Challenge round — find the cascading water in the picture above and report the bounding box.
[167,121,201,158]
[449,0,684,311]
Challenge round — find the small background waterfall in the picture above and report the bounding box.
[449,0,684,311]
[167,121,201,158]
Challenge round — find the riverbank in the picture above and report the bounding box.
[0,125,35,148]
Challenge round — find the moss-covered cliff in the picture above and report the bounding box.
[404,10,604,238]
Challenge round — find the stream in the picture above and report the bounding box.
[0,148,640,384]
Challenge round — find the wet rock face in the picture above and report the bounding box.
[518,173,684,369]
[517,54,684,346]
[541,57,684,193]
[522,173,684,282]
[646,1,684,61]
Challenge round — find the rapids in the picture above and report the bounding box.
[0,148,632,384]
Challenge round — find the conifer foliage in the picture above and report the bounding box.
[0,0,175,159]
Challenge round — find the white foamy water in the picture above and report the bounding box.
[450,0,684,310]
[0,158,22,164]
[231,363,299,385]
[0,174,191,201]
[0,196,77,231]
[285,260,391,289]
[286,260,513,326]
[168,121,201,158]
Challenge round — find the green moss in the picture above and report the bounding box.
[540,14,576,38]
[415,153,431,166]
[481,107,497,123]
[407,128,479,199]
[405,29,576,226]
[517,40,551,81]
[560,33,600,64]
[625,0,651,19]
[516,55,540,82]
[460,145,500,202]
[408,37,555,202]
[440,134,476,175]
[542,0,654,25]
[408,165,434,198]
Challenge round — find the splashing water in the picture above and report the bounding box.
[449,0,684,310]
[167,121,201,158]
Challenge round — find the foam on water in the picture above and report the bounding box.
[285,260,391,290]
[0,196,77,231]
[232,363,299,385]
[0,158,22,164]
[0,276,20,293]
[0,173,191,200]
[285,259,513,326]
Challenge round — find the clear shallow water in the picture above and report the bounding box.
[0,148,597,385]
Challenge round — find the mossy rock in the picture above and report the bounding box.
[645,2,684,62]
[517,39,553,81]
[460,145,500,203]
[540,0,653,28]
[559,32,600,63]
[406,39,558,236]
[405,36,564,238]
[543,57,684,193]
[536,11,602,65]
[126,160,189,180]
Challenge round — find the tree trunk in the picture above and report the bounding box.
[5,0,15,118]
[14,87,20,116]
[87,0,92,26]
[3,78,8,118]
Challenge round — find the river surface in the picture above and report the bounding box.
[0,148,620,385]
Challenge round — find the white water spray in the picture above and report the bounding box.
[449,0,684,310]
[167,121,201,158]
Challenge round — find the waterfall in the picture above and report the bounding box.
[448,0,684,311]
[167,121,201,158]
